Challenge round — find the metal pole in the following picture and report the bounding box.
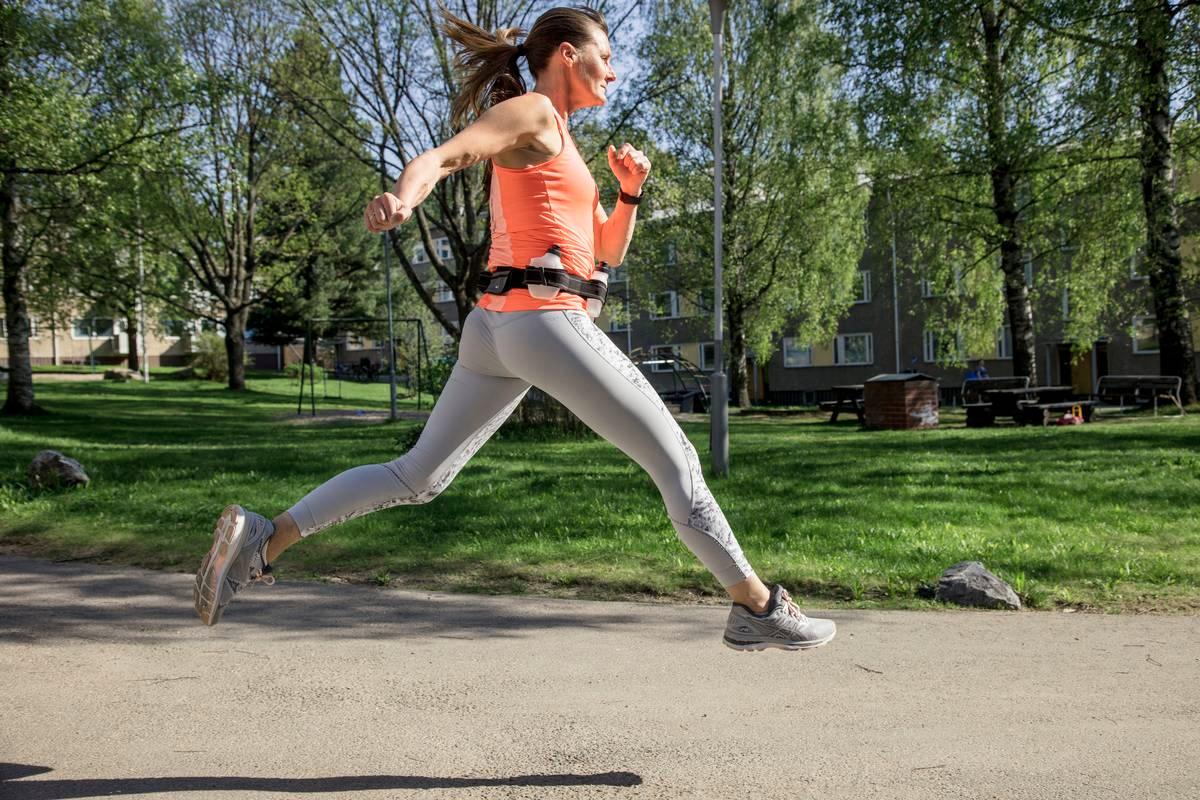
[709,0,729,476]
[134,171,149,383]
[382,233,398,421]
[888,187,901,373]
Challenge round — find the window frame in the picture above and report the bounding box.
[160,319,189,340]
[1132,315,1159,354]
[649,290,680,320]
[922,329,938,363]
[649,344,680,373]
[782,337,813,368]
[853,270,872,304]
[71,317,114,340]
[607,298,630,333]
[834,332,873,366]
[995,325,1013,360]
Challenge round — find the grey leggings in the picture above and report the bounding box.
[286,307,754,588]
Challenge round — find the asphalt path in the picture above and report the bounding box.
[2,555,1198,800]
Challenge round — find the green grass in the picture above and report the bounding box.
[2,378,1198,612]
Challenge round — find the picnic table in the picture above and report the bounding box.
[983,385,1076,418]
[819,384,865,423]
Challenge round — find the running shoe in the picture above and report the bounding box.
[723,584,836,651]
[193,504,276,626]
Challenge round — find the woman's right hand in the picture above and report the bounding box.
[364,192,412,233]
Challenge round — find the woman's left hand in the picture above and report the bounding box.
[607,142,651,197]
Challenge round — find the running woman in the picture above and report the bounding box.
[193,5,835,652]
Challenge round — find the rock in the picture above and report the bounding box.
[27,450,90,489]
[104,368,134,382]
[935,561,1021,610]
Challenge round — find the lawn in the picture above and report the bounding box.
[2,376,1198,612]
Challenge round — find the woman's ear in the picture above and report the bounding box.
[558,41,577,66]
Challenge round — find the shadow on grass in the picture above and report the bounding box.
[0,763,642,799]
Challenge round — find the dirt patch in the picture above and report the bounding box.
[276,408,430,426]
[32,372,106,382]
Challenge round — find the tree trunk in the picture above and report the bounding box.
[126,313,139,372]
[727,305,751,409]
[1135,3,1198,404]
[1,171,39,415]
[225,307,248,391]
[981,3,1038,383]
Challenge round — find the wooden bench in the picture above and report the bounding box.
[962,377,1029,427]
[1093,375,1185,416]
[1014,400,1097,426]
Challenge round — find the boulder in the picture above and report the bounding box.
[104,368,135,382]
[28,450,90,489]
[935,561,1021,610]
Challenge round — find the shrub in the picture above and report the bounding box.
[189,331,245,383]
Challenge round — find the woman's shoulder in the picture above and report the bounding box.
[490,92,558,127]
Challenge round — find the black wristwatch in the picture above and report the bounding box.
[618,188,643,205]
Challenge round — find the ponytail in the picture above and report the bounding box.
[439,9,525,130]
[439,5,609,129]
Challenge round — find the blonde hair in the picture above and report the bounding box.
[440,5,608,129]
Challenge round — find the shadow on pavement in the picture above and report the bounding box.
[0,556,700,645]
[0,764,643,799]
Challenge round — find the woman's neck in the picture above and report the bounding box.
[531,80,572,122]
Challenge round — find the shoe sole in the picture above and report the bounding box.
[193,504,248,627]
[722,629,837,652]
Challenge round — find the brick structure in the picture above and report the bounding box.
[863,373,939,430]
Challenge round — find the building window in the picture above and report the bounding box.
[834,333,873,366]
[995,325,1013,359]
[699,341,716,372]
[854,270,871,304]
[72,318,114,339]
[1132,315,1159,354]
[1023,255,1034,288]
[650,291,679,320]
[411,244,428,264]
[436,237,452,261]
[1130,250,1147,281]
[432,281,454,303]
[649,344,679,373]
[1061,286,1070,320]
[607,299,630,332]
[0,318,39,338]
[161,319,188,339]
[608,264,627,284]
[782,337,812,368]
[664,241,677,266]
[691,288,713,316]
[922,330,939,363]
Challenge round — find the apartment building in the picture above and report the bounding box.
[0,312,295,372]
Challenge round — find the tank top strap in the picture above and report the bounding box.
[549,106,571,157]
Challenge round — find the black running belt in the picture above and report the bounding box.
[476,266,609,302]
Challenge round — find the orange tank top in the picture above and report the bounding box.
[477,105,598,313]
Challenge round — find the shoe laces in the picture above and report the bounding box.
[249,564,276,587]
[778,588,808,623]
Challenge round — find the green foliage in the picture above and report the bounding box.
[625,0,869,382]
[189,331,236,383]
[836,1,1146,366]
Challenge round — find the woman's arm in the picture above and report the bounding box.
[594,142,651,265]
[364,94,556,233]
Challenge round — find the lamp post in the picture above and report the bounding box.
[708,0,729,476]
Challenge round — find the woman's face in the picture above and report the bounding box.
[570,28,616,109]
